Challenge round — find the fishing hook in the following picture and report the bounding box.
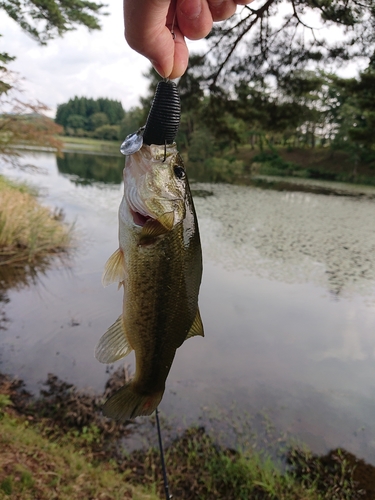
[170,9,176,39]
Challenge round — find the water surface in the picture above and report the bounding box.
[1,152,375,461]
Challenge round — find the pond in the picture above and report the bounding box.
[1,151,375,462]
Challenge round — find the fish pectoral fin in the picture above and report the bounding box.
[139,212,174,244]
[185,308,204,340]
[158,211,174,231]
[102,248,125,287]
[95,315,133,363]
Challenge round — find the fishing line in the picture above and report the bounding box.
[170,5,177,39]
[155,407,172,499]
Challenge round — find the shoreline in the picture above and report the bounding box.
[1,369,375,499]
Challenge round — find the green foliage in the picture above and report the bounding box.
[0,394,13,412]
[88,111,108,130]
[0,476,12,495]
[66,114,86,131]
[0,0,106,45]
[252,151,297,174]
[92,124,120,141]
[200,0,375,89]
[203,157,245,183]
[347,69,375,151]
[187,125,216,163]
[119,107,144,139]
[0,0,106,101]
[56,96,125,133]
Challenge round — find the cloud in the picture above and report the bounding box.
[0,0,151,114]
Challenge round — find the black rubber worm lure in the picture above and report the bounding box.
[120,80,181,156]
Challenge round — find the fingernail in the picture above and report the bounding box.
[150,60,167,78]
[179,0,202,20]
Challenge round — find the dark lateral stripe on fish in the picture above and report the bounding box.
[143,81,181,146]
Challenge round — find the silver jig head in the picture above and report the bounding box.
[120,126,145,156]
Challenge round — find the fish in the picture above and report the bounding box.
[95,82,203,421]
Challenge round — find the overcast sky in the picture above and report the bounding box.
[1,0,160,115]
[1,0,365,118]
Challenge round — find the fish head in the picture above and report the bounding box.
[122,143,187,239]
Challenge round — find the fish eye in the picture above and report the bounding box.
[174,165,185,179]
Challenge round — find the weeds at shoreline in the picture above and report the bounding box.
[1,370,375,499]
[0,174,73,267]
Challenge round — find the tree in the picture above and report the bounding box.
[0,93,63,157]
[89,112,108,130]
[190,1,374,90]
[0,0,105,158]
[93,124,120,141]
[119,107,144,139]
[55,97,125,132]
[347,68,375,153]
[0,0,106,46]
[66,114,87,133]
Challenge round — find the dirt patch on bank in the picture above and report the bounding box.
[1,370,375,499]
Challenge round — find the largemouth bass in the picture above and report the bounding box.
[95,139,203,420]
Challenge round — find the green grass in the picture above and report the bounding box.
[0,175,73,266]
[60,135,121,155]
[0,412,158,500]
[1,370,372,500]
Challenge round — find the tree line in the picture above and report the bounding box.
[53,60,374,183]
[1,0,374,181]
[55,97,127,140]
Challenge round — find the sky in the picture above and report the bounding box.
[1,0,365,118]
[1,0,166,116]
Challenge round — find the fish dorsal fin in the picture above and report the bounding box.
[95,315,133,363]
[102,248,125,287]
[139,212,174,244]
[185,308,204,340]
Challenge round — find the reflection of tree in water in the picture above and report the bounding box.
[194,183,375,297]
[0,292,9,331]
[57,153,124,185]
[0,257,65,331]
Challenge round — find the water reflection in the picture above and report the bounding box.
[2,152,375,464]
[56,152,124,185]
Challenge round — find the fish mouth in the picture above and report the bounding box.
[131,209,153,227]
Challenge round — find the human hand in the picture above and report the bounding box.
[123,0,253,80]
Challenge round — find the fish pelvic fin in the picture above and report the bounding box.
[102,248,125,287]
[95,315,133,363]
[103,383,164,421]
[185,308,204,340]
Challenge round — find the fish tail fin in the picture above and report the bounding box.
[103,382,163,421]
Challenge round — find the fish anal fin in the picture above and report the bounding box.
[102,248,125,287]
[103,383,164,421]
[95,315,132,364]
[185,308,204,340]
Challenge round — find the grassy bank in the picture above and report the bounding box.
[50,137,375,188]
[60,136,121,156]
[0,409,157,499]
[0,175,72,266]
[236,146,375,186]
[1,371,375,500]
